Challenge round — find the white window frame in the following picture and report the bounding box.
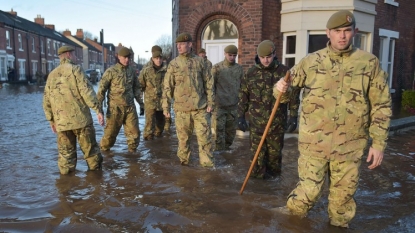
[32,37,36,53]
[18,59,26,80]
[282,32,296,66]
[0,54,6,81]
[379,29,399,94]
[6,31,11,49]
[41,39,44,54]
[18,34,23,51]
[385,0,399,7]
[47,61,53,73]
[47,39,51,55]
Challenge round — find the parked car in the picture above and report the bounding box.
[85,69,102,82]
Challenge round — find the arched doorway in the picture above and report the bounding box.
[201,19,239,65]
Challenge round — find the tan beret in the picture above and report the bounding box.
[58,45,74,55]
[151,45,162,58]
[326,10,355,29]
[257,40,275,57]
[176,33,192,43]
[198,48,206,54]
[224,45,238,54]
[118,47,130,57]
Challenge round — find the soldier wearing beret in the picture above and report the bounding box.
[139,45,168,140]
[211,45,243,151]
[238,40,300,179]
[197,48,213,71]
[97,46,144,152]
[43,45,105,174]
[274,10,392,228]
[162,33,215,167]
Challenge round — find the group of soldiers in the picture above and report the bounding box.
[43,10,392,229]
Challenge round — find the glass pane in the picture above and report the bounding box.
[286,36,296,54]
[285,57,295,68]
[388,39,394,62]
[353,33,366,50]
[203,19,238,40]
[308,35,327,53]
[379,39,384,63]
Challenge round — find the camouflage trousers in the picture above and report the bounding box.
[101,105,140,151]
[249,131,284,179]
[212,107,237,151]
[286,154,361,227]
[175,109,214,167]
[56,124,102,174]
[143,109,165,138]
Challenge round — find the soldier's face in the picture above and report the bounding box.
[118,55,129,66]
[198,52,206,58]
[224,53,237,63]
[68,51,78,64]
[177,42,192,55]
[152,56,163,66]
[326,26,358,51]
[259,54,275,67]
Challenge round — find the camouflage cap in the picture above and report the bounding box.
[118,47,130,57]
[224,45,238,54]
[198,48,206,54]
[176,33,192,43]
[151,45,162,58]
[58,45,74,55]
[257,40,275,57]
[326,10,355,29]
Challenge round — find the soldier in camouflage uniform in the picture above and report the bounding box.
[274,10,392,228]
[43,46,105,174]
[36,69,44,85]
[198,48,213,71]
[162,33,215,167]
[97,47,144,153]
[139,45,167,140]
[238,40,300,179]
[90,70,98,84]
[212,45,243,151]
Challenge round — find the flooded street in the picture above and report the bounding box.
[0,84,414,233]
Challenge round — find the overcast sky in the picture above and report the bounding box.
[1,0,172,61]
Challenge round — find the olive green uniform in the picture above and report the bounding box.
[43,58,103,174]
[97,63,144,152]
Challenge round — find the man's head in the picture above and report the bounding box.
[326,10,358,51]
[198,48,206,58]
[257,40,275,67]
[58,45,76,62]
[224,45,238,64]
[117,46,131,66]
[176,33,192,55]
[151,45,163,67]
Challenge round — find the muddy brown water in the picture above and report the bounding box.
[0,84,414,233]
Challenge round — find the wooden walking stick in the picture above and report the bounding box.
[239,71,291,195]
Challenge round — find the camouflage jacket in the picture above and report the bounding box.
[238,59,300,134]
[162,53,214,112]
[138,60,167,110]
[212,59,244,108]
[291,43,392,160]
[43,58,101,132]
[97,63,143,109]
[204,57,213,71]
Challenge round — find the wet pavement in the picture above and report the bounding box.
[0,84,414,233]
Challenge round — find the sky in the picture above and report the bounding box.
[1,0,172,61]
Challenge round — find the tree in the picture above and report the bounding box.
[155,34,173,63]
[83,31,96,40]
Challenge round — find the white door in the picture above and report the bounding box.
[202,39,238,66]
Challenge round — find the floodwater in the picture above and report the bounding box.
[0,84,414,233]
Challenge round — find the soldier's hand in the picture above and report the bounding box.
[140,108,145,116]
[238,117,248,132]
[97,113,105,126]
[50,122,57,133]
[164,111,171,118]
[286,116,298,133]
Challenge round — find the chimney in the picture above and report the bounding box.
[76,29,84,39]
[8,9,17,16]
[94,37,98,42]
[45,24,55,30]
[34,15,44,26]
[63,29,71,36]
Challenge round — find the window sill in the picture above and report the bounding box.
[385,0,399,7]
[390,88,396,94]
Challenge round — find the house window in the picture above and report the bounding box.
[283,34,296,68]
[32,37,36,52]
[53,42,57,56]
[41,39,44,54]
[308,34,327,53]
[18,59,26,80]
[6,31,11,48]
[47,61,53,73]
[353,33,367,51]
[385,0,399,7]
[0,56,6,81]
[47,40,51,55]
[18,34,23,50]
[379,29,399,93]
[202,19,239,40]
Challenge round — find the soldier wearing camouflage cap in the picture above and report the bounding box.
[162,32,215,167]
[238,40,300,179]
[138,45,168,140]
[43,45,105,174]
[97,46,144,152]
[273,10,391,228]
[211,45,243,151]
[197,48,213,71]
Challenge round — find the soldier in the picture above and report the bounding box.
[138,45,167,140]
[198,48,213,71]
[43,45,105,174]
[162,33,215,167]
[97,47,144,153]
[273,10,392,228]
[238,40,300,179]
[90,70,98,84]
[36,69,44,85]
[211,45,243,151]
